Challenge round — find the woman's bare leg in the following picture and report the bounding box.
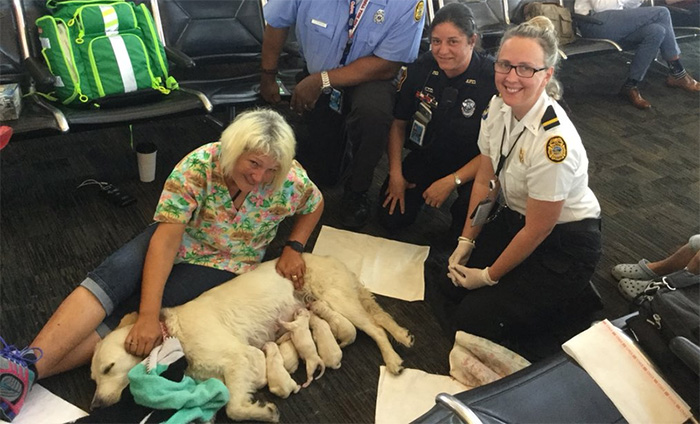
[31,287,106,378]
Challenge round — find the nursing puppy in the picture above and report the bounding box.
[276,333,299,373]
[309,312,342,369]
[91,254,413,422]
[310,299,357,347]
[262,342,300,398]
[278,308,325,388]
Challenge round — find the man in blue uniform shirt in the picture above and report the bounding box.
[261,0,425,229]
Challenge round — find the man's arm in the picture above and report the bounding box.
[290,56,401,113]
[260,24,290,104]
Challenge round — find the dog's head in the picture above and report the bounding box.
[90,314,142,410]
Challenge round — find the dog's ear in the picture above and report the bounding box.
[117,312,139,328]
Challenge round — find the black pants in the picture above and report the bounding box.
[427,208,602,354]
[377,150,473,234]
[296,76,395,190]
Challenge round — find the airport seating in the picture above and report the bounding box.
[0,0,68,137]
[151,0,280,124]
[440,0,512,51]
[15,0,211,132]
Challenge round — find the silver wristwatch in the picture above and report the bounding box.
[321,71,332,95]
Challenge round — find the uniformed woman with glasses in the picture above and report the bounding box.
[378,3,496,234]
[435,16,602,353]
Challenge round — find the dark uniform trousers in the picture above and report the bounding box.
[429,207,602,354]
[377,151,474,235]
[296,77,395,190]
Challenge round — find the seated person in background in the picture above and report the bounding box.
[0,109,323,422]
[379,3,497,236]
[260,0,425,229]
[574,0,700,110]
[612,234,700,300]
[433,17,602,353]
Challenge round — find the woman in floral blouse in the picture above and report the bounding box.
[23,109,323,381]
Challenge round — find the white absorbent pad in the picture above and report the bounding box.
[375,366,469,424]
[562,319,691,424]
[312,225,430,301]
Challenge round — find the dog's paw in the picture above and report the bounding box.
[385,355,404,375]
[226,401,280,422]
[395,329,415,348]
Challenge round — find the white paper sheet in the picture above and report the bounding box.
[375,366,470,424]
[563,320,691,424]
[311,226,430,301]
[0,384,88,424]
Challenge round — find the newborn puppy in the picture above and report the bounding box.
[310,299,357,347]
[276,332,300,374]
[309,312,342,369]
[262,342,300,399]
[279,308,325,388]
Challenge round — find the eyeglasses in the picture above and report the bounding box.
[494,60,547,78]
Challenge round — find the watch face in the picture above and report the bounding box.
[322,86,332,95]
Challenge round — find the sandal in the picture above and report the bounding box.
[618,278,653,301]
[611,259,658,281]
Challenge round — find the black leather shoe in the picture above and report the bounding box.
[619,86,651,110]
[340,191,370,230]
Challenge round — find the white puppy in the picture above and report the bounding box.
[309,312,342,369]
[262,342,300,399]
[276,332,299,374]
[309,299,356,348]
[278,308,325,388]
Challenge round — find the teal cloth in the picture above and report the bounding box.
[128,343,229,424]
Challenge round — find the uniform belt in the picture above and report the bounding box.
[502,207,600,233]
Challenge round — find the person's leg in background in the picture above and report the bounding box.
[341,80,396,229]
[577,8,660,109]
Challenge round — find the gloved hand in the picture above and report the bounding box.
[448,237,475,268]
[447,265,497,290]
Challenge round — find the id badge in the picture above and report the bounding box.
[329,88,343,114]
[409,120,426,146]
[470,197,496,227]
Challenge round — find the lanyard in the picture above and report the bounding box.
[340,0,371,65]
[495,126,526,178]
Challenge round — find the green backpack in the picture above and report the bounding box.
[36,0,178,107]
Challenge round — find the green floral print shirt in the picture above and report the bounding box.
[153,142,322,273]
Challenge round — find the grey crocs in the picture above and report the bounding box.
[618,278,653,301]
[611,259,658,281]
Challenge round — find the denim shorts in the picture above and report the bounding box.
[80,224,237,337]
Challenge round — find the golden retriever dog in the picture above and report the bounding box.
[90,253,414,422]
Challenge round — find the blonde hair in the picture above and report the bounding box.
[499,16,563,100]
[219,108,296,189]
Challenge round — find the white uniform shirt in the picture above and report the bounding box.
[575,0,641,15]
[478,92,601,223]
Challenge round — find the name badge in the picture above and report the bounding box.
[409,121,426,146]
[311,19,327,28]
[329,88,343,114]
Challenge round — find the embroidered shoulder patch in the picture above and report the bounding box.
[546,136,567,163]
[414,0,425,22]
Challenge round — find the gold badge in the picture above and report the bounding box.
[546,136,567,163]
[519,148,524,163]
[414,0,425,22]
